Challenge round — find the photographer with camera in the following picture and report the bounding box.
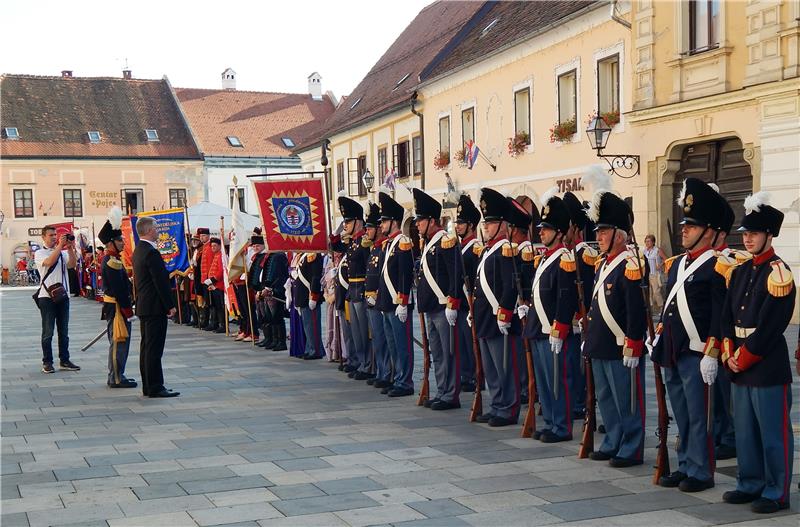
[34,226,80,374]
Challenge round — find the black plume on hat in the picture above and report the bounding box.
[588,191,632,233]
[537,186,570,234]
[506,197,532,230]
[563,191,587,230]
[677,178,729,231]
[338,193,364,222]
[250,235,264,245]
[479,187,507,222]
[379,189,404,222]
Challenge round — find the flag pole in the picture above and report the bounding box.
[175,276,182,324]
[242,252,256,347]
[220,215,230,336]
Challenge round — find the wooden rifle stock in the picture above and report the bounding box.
[574,247,596,457]
[417,311,431,406]
[520,324,537,437]
[467,293,483,421]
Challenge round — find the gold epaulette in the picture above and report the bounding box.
[473,243,484,256]
[521,246,534,262]
[714,254,737,284]
[399,236,412,251]
[361,238,373,249]
[440,233,457,249]
[533,254,543,267]
[306,253,317,262]
[582,245,600,266]
[560,250,576,273]
[767,260,794,298]
[624,252,645,281]
[106,256,123,270]
[733,250,753,264]
[663,254,682,274]
[502,243,516,258]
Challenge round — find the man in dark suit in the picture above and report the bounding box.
[133,216,179,398]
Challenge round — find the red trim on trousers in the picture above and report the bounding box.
[635,366,645,461]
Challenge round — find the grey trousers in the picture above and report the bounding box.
[107,317,132,385]
[425,310,460,404]
[479,335,521,420]
[338,309,355,364]
[349,300,371,373]
[456,311,475,384]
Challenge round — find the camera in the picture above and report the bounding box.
[64,234,75,241]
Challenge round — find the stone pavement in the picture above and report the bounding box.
[1,288,798,527]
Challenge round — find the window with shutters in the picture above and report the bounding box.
[229,187,246,212]
[336,161,345,192]
[514,88,531,143]
[597,54,620,116]
[392,140,411,179]
[169,188,187,208]
[412,135,423,176]
[461,107,475,146]
[558,70,577,124]
[14,188,34,218]
[438,116,450,156]
[347,157,366,197]
[377,147,387,185]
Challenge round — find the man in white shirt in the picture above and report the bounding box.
[35,225,79,374]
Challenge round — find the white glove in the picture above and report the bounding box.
[286,296,293,310]
[623,355,639,369]
[700,355,718,385]
[497,320,510,335]
[549,336,563,354]
[366,295,376,307]
[467,313,473,327]
[516,305,529,319]
[395,304,408,323]
[445,308,458,326]
[309,300,317,311]
[581,341,585,353]
[203,279,212,286]
[240,273,246,281]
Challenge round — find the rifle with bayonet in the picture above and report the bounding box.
[576,242,596,458]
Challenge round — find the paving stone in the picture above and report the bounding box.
[530,481,631,503]
[458,505,562,527]
[59,487,139,507]
[313,476,385,495]
[26,503,125,527]
[132,483,188,500]
[557,510,712,526]
[52,465,118,481]
[119,494,214,517]
[206,488,279,507]
[257,512,349,526]
[363,487,429,505]
[84,452,146,467]
[270,483,327,500]
[113,460,183,475]
[0,512,30,527]
[597,489,707,515]
[453,474,550,494]
[142,466,239,486]
[228,461,285,477]
[107,511,198,527]
[407,498,475,519]
[188,502,283,526]
[1,495,64,515]
[407,483,472,500]
[177,454,249,469]
[334,504,426,527]
[180,475,273,495]
[71,474,148,492]
[453,490,547,513]
[273,457,332,471]
[271,492,381,517]
[394,518,472,527]
[677,502,795,525]
[540,499,625,521]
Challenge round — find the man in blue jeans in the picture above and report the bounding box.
[35,225,80,374]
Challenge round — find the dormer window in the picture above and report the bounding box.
[4,127,19,140]
[281,137,295,148]
[88,131,101,144]
[227,136,243,147]
[145,129,159,142]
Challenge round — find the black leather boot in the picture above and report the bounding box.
[272,323,287,351]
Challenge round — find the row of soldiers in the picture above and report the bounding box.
[290,173,795,515]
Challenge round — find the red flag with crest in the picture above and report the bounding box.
[253,178,329,252]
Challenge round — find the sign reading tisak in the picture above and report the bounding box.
[89,190,118,208]
[555,177,584,193]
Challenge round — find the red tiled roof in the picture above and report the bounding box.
[421,1,599,81]
[0,74,200,159]
[175,88,336,157]
[296,0,485,151]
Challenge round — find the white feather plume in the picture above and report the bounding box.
[587,191,606,223]
[107,206,123,229]
[675,179,687,207]
[708,183,720,193]
[744,191,770,214]
[337,189,348,198]
[540,185,560,206]
[581,165,611,194]
[378,184,394,195]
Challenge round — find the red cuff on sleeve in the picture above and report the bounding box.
[310,292,320,302]
[623,338,644,358]
[396,293,409,305]
[329,234,341,245]
[550,320,571,340]
[446,297,461,310]
[121,307,133,319]
[735,344,763,371]
[497,307,513,323]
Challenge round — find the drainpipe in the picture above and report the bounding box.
[610,0,631,29]
[410,91,425,190]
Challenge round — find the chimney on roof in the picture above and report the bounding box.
[61,70,73,78]
[221,67,236,90]
[122,69,132,80]
[308,72,322,101]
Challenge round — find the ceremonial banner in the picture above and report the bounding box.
[253,178,328,252]
[133,208,189,277]
[227,190,250,277]
[120,216,135,271]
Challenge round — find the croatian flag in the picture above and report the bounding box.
[465,140,480,170]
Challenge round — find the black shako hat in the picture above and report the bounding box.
[479,187,507,223]
[506,197,532,230]
[537,187,571,234]
[677,178,730,230]
[739,191,784,236]
[250,235,264,245]
[379,190,405,222]
[563,191,588,230]
[98,221,123,244]
[364,202,381,227]
[337,194,364,222]
[456,193,481,226]
[196,227,210,236]
[588,191,633,233]
[413,188,442,221]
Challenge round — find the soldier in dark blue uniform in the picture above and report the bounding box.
[651,178,729,492]
[521,188,578,442]
[711,195,737,460]
[332,242,355,368]
[375,188,415,397]
[331,194,373,379]
[364,203,391,388]
[414,188,463,411]
[563,190,598,419]
[256,251,289,351]
[473,188,520,427]
[507,197,534,407]
[583,189,647,467]
[720,192,795,514]
[295,251,325,359]
[454,194,481,393]
[98,208,137,388]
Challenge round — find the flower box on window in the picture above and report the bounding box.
[433,149,450,171]
[454,147,467,168]
[587,110,620,129]
[549,117,577,144]
[507,131,530,158]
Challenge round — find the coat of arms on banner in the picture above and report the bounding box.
[253,177,329,252]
